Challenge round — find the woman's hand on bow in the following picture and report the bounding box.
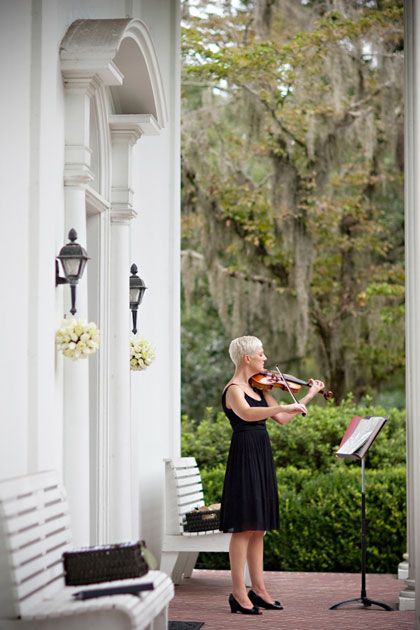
[284,402,308,415]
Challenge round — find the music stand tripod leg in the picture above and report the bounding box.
[330,457,393,611]
[330,597,364,610]
[361,597,394,611]
[330,596,394,611]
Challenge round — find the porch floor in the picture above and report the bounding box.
[169,569,414,629]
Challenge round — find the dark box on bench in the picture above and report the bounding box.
[63,541,149,586]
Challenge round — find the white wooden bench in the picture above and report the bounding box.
[160,457,250,586]
[0,470,174,630]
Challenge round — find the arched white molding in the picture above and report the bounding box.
[60,18,168,131]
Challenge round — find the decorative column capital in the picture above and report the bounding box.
[109,116,146,223]
[61,61,124,87]
[62,73,102,95]
[109,114,162,138]
[110,128,142,146]
[110,207,138,224]
[64,167,94,189]
[62,74,101,188]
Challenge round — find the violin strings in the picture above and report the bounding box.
[275,366,306,416]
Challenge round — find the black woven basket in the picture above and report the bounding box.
[183,509,221,533]
[62,541,149,586]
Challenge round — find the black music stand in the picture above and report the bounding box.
[329,416,393,611]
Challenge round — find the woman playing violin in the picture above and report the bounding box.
[220,335,324,615]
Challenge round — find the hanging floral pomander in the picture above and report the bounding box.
[130,337,156,371]
[56,318,100,360]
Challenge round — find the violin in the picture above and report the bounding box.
[249,369,334,401]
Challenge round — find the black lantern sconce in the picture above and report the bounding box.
[130,263,147,335]
[56,228,89,315]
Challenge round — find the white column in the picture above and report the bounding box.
[63,186,90,546]
[62,76,95,546]
[108,120,141,542]
[400,1,419,620]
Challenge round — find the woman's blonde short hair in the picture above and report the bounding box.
[229,336,263,367]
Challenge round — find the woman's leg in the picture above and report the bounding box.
[229,531,253,606]
[247,531,275,602]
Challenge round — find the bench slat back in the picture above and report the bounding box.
[164,458,204,534]
[0,470,72,618]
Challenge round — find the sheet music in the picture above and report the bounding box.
[336,417,384,456]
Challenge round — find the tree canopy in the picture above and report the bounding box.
[181,0,404,415]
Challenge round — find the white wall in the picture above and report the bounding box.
[29,1,65,477]
[0,0,181,555]
[0,0,123,481]
[0,0,66,479]
[0,1,32,479]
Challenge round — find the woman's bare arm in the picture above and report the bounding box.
[263,379,325,425]
[261,389,301,425]
[226,385,307,422]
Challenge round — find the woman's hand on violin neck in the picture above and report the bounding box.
[308,379,325,395]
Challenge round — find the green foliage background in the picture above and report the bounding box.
[180,0,406,574]
[181,0,405,414]
[182,399,406,573]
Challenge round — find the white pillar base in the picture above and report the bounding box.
[398,552,409,580]
[399,578,415,611]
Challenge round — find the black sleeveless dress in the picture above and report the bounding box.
[219,385,279,533]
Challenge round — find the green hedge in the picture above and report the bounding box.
[182,397,406,472]
[272,466,406,572]
[267,399,406,472]
[182,398,407,573]
[197,465,406,573]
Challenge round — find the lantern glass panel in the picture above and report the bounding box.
[130,287,141,304]
[78,258,87,279]
[62,257,81,278]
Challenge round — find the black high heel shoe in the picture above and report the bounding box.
[248,589,284,610]
[228,593,262,615]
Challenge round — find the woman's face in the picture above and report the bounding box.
[247,345,267,372]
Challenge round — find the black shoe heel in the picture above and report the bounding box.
[248,589,284,610]
[228,593,262,615]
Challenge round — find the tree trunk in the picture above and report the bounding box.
[253,0,274,39]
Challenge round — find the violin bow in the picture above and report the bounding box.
[275,366,306,417]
